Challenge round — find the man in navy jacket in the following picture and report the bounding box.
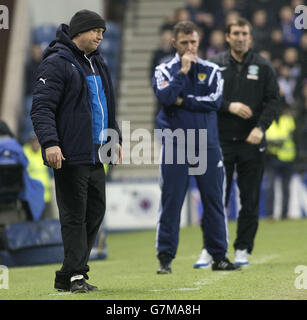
[31,10,122,293]
[152,21,240,274]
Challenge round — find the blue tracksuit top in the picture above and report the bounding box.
[83,55,109,145]
[152,53,224,149]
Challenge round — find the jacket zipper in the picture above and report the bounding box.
[85,55,105,143]
[84,54,105,163]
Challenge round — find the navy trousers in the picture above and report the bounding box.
[156,143,228,261]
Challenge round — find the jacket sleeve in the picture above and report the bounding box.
[152,66,186,106]
[31,57,65,149]
[257,64,280,131]
[208,54,230,113]
[182,69,224,113]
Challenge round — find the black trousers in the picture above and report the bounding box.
[201,141,265,254]
[223,141,265,253]
[53,163,106,283]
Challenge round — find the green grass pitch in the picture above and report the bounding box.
[1,218,307,300]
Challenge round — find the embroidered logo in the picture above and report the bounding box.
[197,73,207,82]
[39,77,47,84]
[248,65,259,74]
[217,160,223,168]
[247,65,259,80]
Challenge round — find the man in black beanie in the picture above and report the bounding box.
[31,10,122,293]
[69,9,106,39]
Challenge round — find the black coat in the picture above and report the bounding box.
[209,50,280,143]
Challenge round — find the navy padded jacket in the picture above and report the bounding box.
[31,24,121,165]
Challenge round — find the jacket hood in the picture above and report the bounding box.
[42,24,99,60]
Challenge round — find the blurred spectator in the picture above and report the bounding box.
[202,0,223,15]
[264,103,297,219]
[224,11,240,27]
[185,0,215,30]
[293,79,307,173]
[150,29,175,120]
[19,44,43,145]
[214,0,240,29]
[251,9,271,52]
[150,29,175,80]
[222,0,238,12]
[290,0,306,10]
[173,7,191,22]
[0,119,14,138]
[24,44,43,96]
[205,29,226,58]
[269,28,286,60]
[278,64,297,105]
[298,33,307,83]
[242,0,288,28]
[23,133,52,218]
[161,8,191,32]
[258,49,271,61]
[283,47,301,80]
[279,5,303,47]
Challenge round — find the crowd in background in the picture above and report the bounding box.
[150,0,307,218]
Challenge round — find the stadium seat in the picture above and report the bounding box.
[105,21,121,40]
[100,37,121,56]
[32,23,57,50]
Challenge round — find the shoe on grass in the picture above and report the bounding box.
[157,261,172,274]
[70,275,88,293]
[55,280,98,292]
[193,249,212,269]
[157,253,172,274]
[212,257,241,271]
[234,249,249,266]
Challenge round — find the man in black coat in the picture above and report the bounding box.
[31,10,122,293]
[195,17,280,268]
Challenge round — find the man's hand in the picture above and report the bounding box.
[175,97,183,106]
[45,146,66,169]
[246,127,264,145]
[180,51,197,74]
[229,102,253,119]
[114,143,123,166]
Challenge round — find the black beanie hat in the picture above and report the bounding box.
[69,9,106,39]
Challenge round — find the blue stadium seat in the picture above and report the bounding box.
[100,37,121,56]
[32,24,57,49]
[105,22,121,40]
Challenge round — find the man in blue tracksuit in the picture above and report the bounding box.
[152,21,240,273]
[31,10,122,292]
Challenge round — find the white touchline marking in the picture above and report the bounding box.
[194,272,229,287]
[251,254,280,264]
[150,288,200,292]
[48,292,71,296]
